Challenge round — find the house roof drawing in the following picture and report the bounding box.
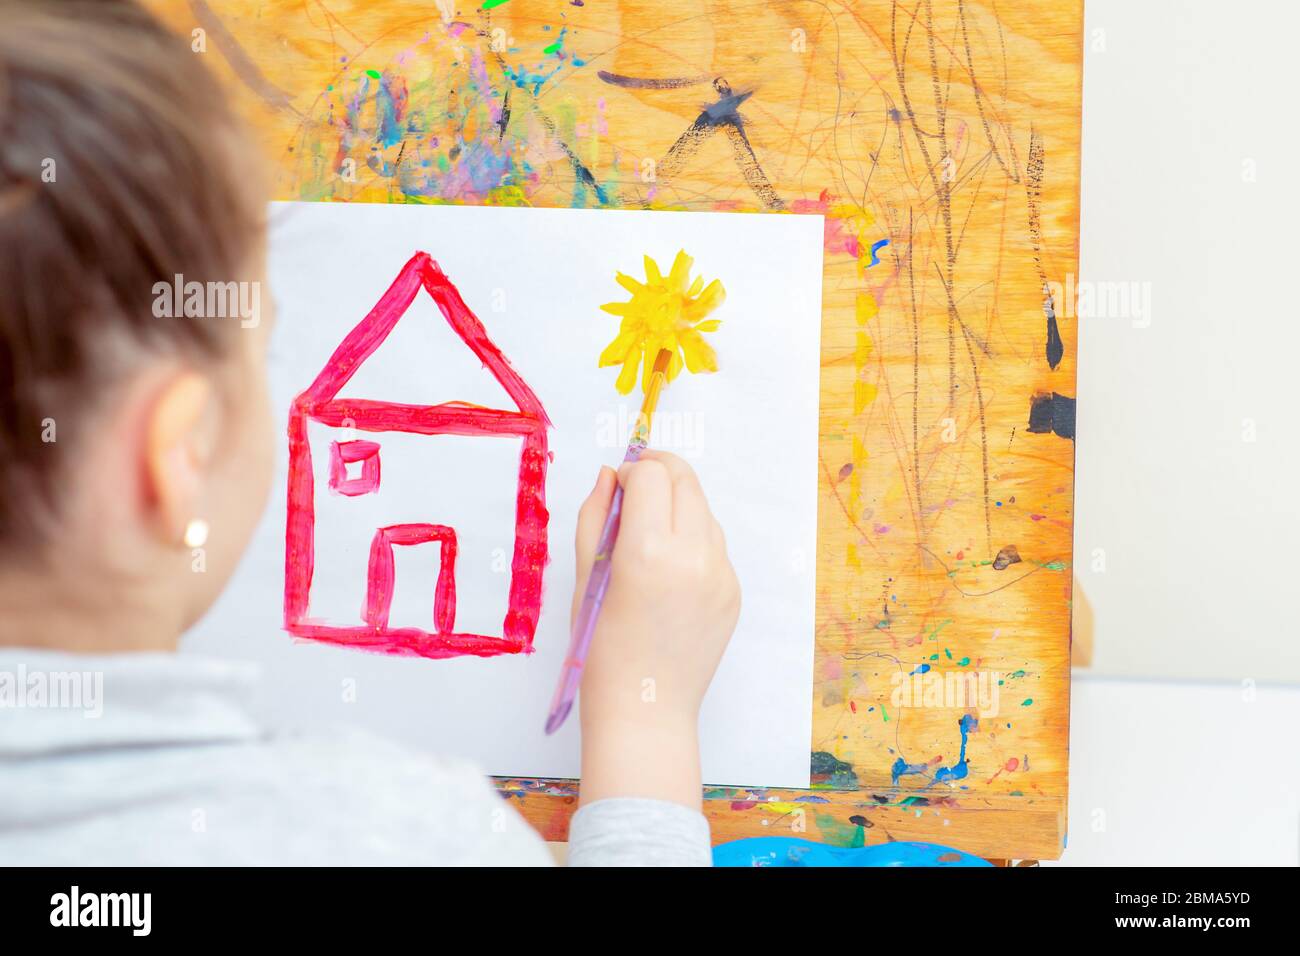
[297,251,551,430]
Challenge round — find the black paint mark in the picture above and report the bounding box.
[489,51,608,206]
[654,78,785,211]
[722,117,784,210]
[486,49,605,205]
[497,87,512,140]
[597,71,708,89]
[702,86,754,122]
[992,545,1022,571]
[1045,295,1064,369]
[533,114,607,205]
[1026,128,1063,370]
[1027,392,1076,440]
[848,814,873,828]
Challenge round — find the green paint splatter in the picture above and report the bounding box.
[814,812,866,848]
[1040,560,1068,571]
[365,69,382,80]
[958,657,970,666]
[1021,698,1034,707]
[944,647,953,660]
[881,704,890,723]
[928,619,952,642]
[482,0,513,9]
[543,39,563,55]
[1010,669,1027,679]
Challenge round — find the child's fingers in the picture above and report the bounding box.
[616,456,673,544]
[636,449,713,536]
[573,466,617,608]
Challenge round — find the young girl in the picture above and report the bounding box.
[0,0,740,866]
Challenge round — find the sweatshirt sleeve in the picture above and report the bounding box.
[566,798,713,867]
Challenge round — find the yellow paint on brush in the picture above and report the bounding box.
[598,250,726,395]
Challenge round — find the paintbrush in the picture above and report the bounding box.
[544,347,674,735]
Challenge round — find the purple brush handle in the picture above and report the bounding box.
[544,442,645,735]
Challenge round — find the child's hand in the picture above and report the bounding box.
[573,450,741,810]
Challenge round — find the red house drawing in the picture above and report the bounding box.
[283,252,550,659]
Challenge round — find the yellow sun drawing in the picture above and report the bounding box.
[597,250,726,395]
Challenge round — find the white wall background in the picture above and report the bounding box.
[1050,675,1299,866]
[1076,0,1300,681]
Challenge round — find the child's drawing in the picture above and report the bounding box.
[247,200,821,786]
[283,252,550,659]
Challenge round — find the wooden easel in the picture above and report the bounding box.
[170,0,1082,861]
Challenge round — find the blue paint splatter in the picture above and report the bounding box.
[867,237,891,267]
[908,663,931,676]
[933,714,978,785]
[890,757,930,787]
[371,76,404,149]
[503,60,564,96]
[891,714,978,789]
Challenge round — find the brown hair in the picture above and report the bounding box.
[0,0,262,547]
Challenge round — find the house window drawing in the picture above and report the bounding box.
[284,252,551,659]
[329,439,382,496]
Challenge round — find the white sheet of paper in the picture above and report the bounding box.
[185,201,823,788]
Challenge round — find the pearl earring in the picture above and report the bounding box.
[183,518,209,549]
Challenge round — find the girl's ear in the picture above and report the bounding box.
[143,371,219,548]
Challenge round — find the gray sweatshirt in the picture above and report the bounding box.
[0,650,712,866]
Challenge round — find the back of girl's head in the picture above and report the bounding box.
[0,0,263,553]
